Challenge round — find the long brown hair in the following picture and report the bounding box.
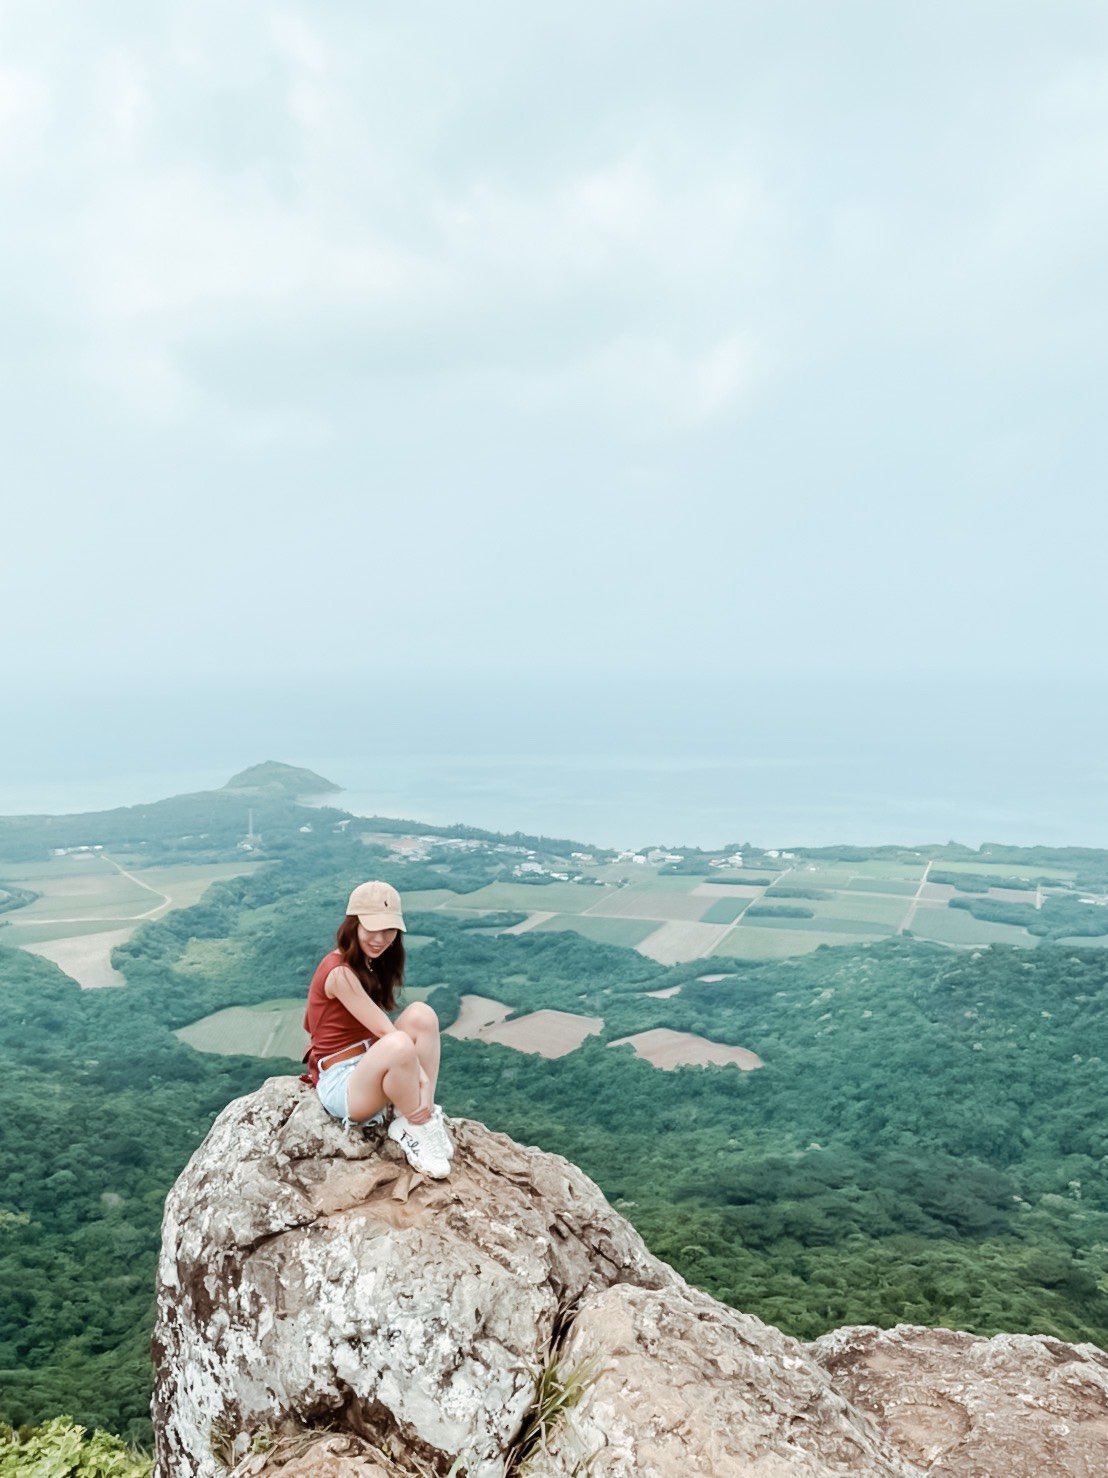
[335,916,405,1011]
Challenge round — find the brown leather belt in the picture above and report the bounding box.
[318,1038,374,1072]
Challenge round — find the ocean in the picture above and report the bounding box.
[1,673,1104,851]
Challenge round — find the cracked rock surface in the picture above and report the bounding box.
[152,1078,1108,1477]
[807,1324,1108,1476]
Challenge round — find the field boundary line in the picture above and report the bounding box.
[711,866,795,954]
[898,860,933,934]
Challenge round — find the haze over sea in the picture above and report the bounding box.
[3,673,1105,851]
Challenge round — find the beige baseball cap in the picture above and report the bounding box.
[346,879,406,932]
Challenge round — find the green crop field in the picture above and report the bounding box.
[701,896,751,925]
[754,915,893,937]
[842,860,928,880]
[401,887,470,910]
[712,928,877,960]
[178,985,443,1060]
[843,876,921,896]
[0,856,118,880]
[908,908,1040,948]
[176,999,308,1060]
[780,869,854,891]
[7,875,152,921]
[587,864,708,890]
[427,881,602,914]
[933,860,1076,883]
[735,913,889,936]
[590,887,711,922]
[1,919,134,946]
[805,894,909,929]
[531,914,658,948]
[131,861,262,908]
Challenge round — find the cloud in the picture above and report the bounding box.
[1,0,1107,684]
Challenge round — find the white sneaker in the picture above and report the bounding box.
[388,1114,451,1179]
[430,1105,455,1161]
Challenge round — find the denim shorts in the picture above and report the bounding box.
[317,1056,389,1130]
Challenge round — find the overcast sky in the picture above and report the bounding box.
[3,1,1107,696]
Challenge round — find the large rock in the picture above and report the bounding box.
[539,1282,917,1476]
[807,1324,1108,1475]
[153,1078,1108,1477]
[153,1076,672,1477]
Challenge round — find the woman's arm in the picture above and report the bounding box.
[325,966,398,1039]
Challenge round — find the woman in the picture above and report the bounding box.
[303,879,453,1179]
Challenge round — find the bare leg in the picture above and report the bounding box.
[344,1033,421,1123]
[394,1002,441,1112]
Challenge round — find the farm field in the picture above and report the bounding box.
[392,859,1068,965]
[804,894,909,928]
[444,994,512,1039]
[424,880,605,914]
[479,1007,604,1058]
[176,999,308,1060]
[0,857,262,986]
[701,896,752,924]
[713,927,878,960]
[4,865,153,922]
[843,876,921,896]
[588,887,712,922]
[609,1028,764,1071]
[742,914,891,936]
[932,860,1077,883]
[23,927,132,988]
[3,918,139,946]
[530,914,657,948]
[176,983,449,1064]
[908,908,1040,948]
[589,864,710,890]
[403,888,470,911]
[637,920,734,964]
[444,995,603,1057]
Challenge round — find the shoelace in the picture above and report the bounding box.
[427,1112,452,1160]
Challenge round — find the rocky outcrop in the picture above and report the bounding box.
[808,1324,1108,1475]
[153,1078,1108,1477]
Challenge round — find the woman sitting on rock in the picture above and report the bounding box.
[304,879,453,1179]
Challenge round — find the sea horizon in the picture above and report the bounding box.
[0,746,1105,854]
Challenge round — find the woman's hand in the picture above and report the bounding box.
[407,1068,434,1126]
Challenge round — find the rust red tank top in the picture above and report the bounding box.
[302,949,381,1085]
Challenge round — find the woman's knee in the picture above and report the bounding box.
[399,1001,439,1035]
[369,1032,417,1072]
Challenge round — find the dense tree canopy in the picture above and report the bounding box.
[1,835,1106,1445]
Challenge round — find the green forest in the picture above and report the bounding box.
[1,811,1106,1452]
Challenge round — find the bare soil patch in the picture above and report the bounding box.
[697,973,738,983]
[23,929,132,988]
[645,985,682,999]
[609,1028,764,1071]
[480,1008,604,1058]
[444,995,512,1039]
[636,920,734,964]
[501,911,556,935]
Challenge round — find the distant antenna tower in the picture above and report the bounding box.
[247,808,255,843]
